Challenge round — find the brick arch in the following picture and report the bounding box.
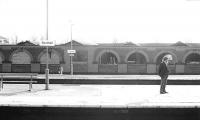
[96,49,121,63]
[182,51,200,64]
[125,50,149,63]
[10,49,33,64]
[0,51,5,63]
[38,49,62,64]
[154,51,178,64]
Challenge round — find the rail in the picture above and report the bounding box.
[0,73,38,91]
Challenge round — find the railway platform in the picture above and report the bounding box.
[1,74,200,119]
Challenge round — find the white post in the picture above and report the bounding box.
[45,0,49,90]
[70,23,73,75]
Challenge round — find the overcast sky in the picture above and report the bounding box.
[0,0,200,44]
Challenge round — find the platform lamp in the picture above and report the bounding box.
[45,0,49,90]
[68,21,74,75]
[70,23,74,75]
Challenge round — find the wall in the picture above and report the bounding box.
[1,43,200,74]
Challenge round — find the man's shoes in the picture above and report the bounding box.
[160,91,168,94]
[160,91,165,94]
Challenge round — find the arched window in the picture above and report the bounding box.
[185,53,200,64]
[0,56,3,64]
[12,51,31,64]
[11,51,32,73]
[156,53,172,64]
[40,52,60,64]
[40,50,61,74]
[127,52,146,64]
[73,50,88,62]
[99,52,118,64]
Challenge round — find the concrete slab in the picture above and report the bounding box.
[0,84,200,108]
[36,74,200,80]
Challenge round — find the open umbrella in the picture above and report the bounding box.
[164,54,173,61]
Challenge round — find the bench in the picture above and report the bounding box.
[0,73,38,91]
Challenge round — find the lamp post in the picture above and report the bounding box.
[45,0,49,90]
[70,23,73,75]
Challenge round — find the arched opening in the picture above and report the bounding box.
[156,53,176,74]
[0,54,3,72]
[0,56,3,64]
[127,52,147,74]
[72,50,88,73]
[99,52,118,64]
[185,53,200,74]
[40,52,60,64]
[127,52,146,64]
[98,51,118,73]
[11,51,31,73]
[156,53,175,65]
[40,49,61,74]
[185,53,200,64]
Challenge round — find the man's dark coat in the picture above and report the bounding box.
[158,62,169,78]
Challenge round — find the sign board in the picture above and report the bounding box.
[67,50,76,54]
[69,54,74,56]
[40,40,55,46]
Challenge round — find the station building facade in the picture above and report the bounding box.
[0,40,200,74]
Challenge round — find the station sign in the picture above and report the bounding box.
[67,50,76,54]
[69,54,74,56]
[40,40,55,46]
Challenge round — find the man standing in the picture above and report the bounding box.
[158,55,170,94]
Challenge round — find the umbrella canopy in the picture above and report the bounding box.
[164,54,173,61]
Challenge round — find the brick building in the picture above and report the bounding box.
[0,40,200,74]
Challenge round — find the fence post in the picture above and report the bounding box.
[29,75,33,91]
[0,75,3,91]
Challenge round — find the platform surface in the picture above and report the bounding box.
[36,74,200,80]
[0,83,200,108]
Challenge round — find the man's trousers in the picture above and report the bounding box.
[160,75,168,93]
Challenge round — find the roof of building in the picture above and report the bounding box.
[187,43,200,47]
[17,41,38,46]
[0,36,7,40]
[97,42,139,47]
[137,43,172,47]
[56,40,200,47]
[7,39,200,47]
[171,41,188,47]
[57,40,84,46]
[133,42,200,47]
